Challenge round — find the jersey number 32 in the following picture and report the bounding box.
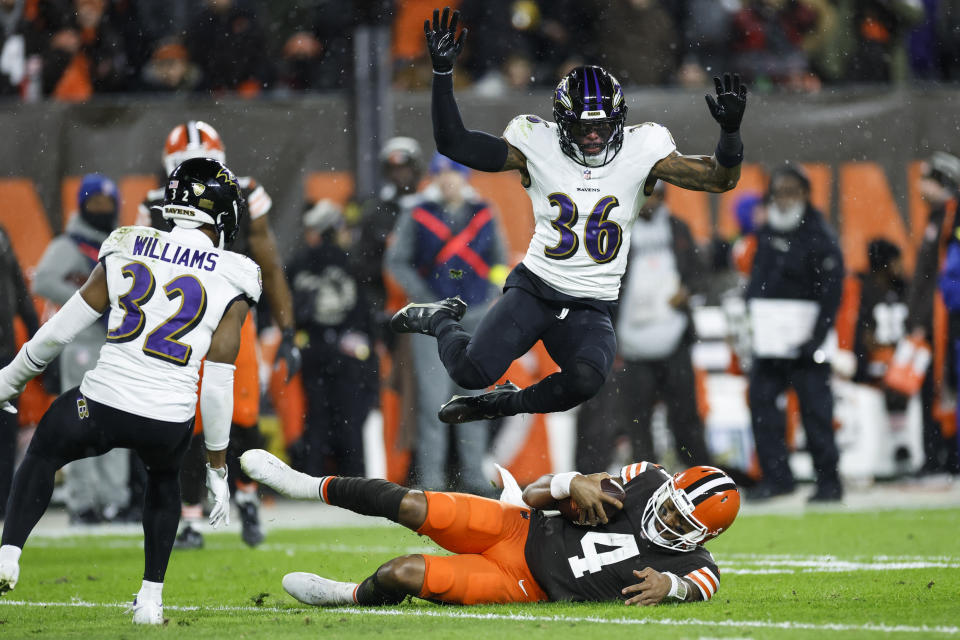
[106,261,207,366]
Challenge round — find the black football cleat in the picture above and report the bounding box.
[438,381,521,424]
[239,501,265,547]
[173,524,204,550]
[390,296,467,336]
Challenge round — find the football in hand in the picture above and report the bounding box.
[557,477,626,523]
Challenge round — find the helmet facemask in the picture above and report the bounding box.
[553,66,627,168]
[641,467,740,552]
[641,480,708,552]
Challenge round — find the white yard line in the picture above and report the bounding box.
[0,599,956,634]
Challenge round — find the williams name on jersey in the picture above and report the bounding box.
[80,225,261,424]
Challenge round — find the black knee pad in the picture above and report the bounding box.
[569,361,606,403]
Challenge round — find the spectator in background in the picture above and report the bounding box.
[670,0,738,88]
[0,0,30,97]
[594,0,678,87]
[139,38,199,94]
[270,0,355,92]
[0,224,39,520]
[287,200,376,477]
[576,181,711,473]
[353,136,425,318]
[186,0,274,96]
[384,153,507,494]
[906,151,960,475]
[33,174,131,523]
[36,0,134,100]
[746,164,844,502]
[729,0,821,90]
[852,239,908,387]
[846,0,923,83]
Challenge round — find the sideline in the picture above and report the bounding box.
[0,599,956,634]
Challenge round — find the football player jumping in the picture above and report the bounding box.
[0,159,262,624]
[391,8,747,423]
[139,121,301,549]
[242,449,738,606]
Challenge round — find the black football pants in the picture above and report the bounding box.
[433,286,616,415]
[749,358,840,491]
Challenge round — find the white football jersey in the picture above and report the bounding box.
[503,115,677,300]
[81,225,262,422]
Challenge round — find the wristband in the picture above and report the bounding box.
[550,472,581,500]
[715,129,743,168]
[206,463,227,479]
[664,572,688,601]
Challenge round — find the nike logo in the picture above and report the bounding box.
[518,579,528,597]
[556,307,569,320]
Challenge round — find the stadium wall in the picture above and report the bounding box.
[2,87,960,273]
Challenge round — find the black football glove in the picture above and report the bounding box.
[705,73,748,133]
[276,328,302,383]
[424,6,467,74]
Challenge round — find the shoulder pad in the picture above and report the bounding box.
[98,226,157,260]
[220,252,263,304]
[620,461,667,484]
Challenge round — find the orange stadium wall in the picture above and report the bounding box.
[0,161,933,275]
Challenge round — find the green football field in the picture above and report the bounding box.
[0,507,958,639]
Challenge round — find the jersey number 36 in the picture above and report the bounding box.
[544,193,623,264]
[106,261,208,366]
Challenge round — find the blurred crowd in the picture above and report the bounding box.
[1,0,960,101]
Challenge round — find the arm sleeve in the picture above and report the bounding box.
[200,360,235,451]
[0,292,102,391]
[432,73,509,172]
[383,209,436,302]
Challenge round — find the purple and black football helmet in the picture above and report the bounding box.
[553,65,627,167]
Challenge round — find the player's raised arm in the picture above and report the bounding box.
[426,7,526,173]
[650,73,747,193]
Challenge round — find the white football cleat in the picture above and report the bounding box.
[0,548,19,594]
[130,597,163,625]
[240,449,321,500]
[0,561,18,594]
[282,572,357,606]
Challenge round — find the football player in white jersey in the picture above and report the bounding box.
[391,8,748,423]
[0,158,262,625]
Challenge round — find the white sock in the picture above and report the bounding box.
[234,486,259,506]
[0,545,22,566]
[138,580,163,604]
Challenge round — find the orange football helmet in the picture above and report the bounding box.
[162,120,226,176]
[641,466,740,552]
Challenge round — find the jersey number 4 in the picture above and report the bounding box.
[544,193,623,263]
[106,261,208,366]
[568,531,640,578]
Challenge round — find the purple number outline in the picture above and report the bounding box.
[544,192,580,260]
[106,261,156,343]
[142,275,208,366]
[583,195,622,263]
